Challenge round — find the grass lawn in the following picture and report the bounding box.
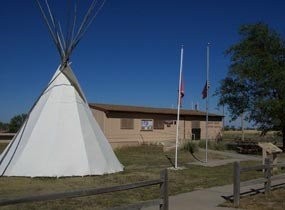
[0,143,7,153]
[222,130,281,144]
[0,143,262,209]
[239,188,285,210]
[222,188,285,210]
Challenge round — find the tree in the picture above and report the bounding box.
[0,122,9,132]
[216,23,285,149]
[8,114,27,133]
[223,125,231,131]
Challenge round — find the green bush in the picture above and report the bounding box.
[198,140,226,151]
[213,142,226,151]
[9,114,27,133]
[198,140,207,148]
[182,142,199,154]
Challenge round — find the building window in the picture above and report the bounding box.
[164,120,173,127]
[141,119,153,131]
[154,120,164,129]
[120,119,134,129]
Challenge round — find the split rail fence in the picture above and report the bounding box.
[0,169,168,210]
[231,158,285,207]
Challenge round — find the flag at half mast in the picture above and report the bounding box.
[178,77,185,106]
[202,80,210,99]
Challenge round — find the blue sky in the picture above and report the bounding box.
[0,0,285,126]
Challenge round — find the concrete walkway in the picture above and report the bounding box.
[189,149,261,167]
[142,150,285,210]
[143,178,285,210]
[143,184,239,210]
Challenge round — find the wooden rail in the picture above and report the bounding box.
[233,158,285,207]
[0,133,15,141]
[0,169,168,210]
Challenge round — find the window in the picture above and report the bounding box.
[141,119,153,131]
[120,119,134,129]
[164,120,173,127]
[154,120,164,129]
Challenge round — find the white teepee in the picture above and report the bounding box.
[0,0,123,177]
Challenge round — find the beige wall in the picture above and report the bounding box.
[200,121,222,140]
[91,109,105,132]
[92,109,223,148]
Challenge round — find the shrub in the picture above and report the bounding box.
[213,142,226,151]
[198,140,226,151]
[198,140,207,149]
[182,142,199,154]
[9,114,27,133]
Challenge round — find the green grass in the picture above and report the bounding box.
[182,141,199,153]
[0,143,8,153]
[198,140,227,151]
[222,188,285,210]
[222,130,282,144]
[0,144,262,209]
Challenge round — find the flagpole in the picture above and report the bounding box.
[205,43,210,163]
[175,45,184,169]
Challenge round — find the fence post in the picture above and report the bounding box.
[160,169,168,210]
[264,158,271,195]
[233,161,240,207]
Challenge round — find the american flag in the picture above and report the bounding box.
[202,80,210,99]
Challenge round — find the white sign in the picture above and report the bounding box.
[141,120,153,131]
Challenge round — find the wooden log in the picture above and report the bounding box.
[0,178,163,206]
[160,169,168,210]
[233,161,240,207]
[264,158,271,196]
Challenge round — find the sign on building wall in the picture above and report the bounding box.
[141,120,153,131]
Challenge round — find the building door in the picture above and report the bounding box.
[191,121,201,140]
[192,128,201,140]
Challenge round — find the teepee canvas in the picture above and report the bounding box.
[0,0,123,177]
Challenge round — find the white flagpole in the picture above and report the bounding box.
[175,45,184,169]
[205,43,210,163]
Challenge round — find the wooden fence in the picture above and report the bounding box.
[0,133,15,141]
[0,169,168,210]
[232,158,285,207]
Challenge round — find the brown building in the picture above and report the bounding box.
[89,103,223,148]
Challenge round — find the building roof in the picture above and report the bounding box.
[89,103,223,117]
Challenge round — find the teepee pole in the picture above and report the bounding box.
[74,0,106,43]
[67,3,78,55]
[35,0,64,60]
[71,0,106,50]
